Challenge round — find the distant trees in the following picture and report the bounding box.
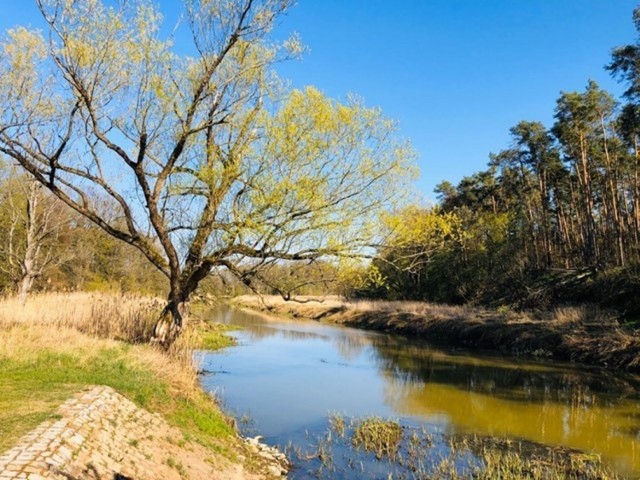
[0,166,168,297]
[368,207,465,300]
[0,0,413,345]
[0,172,66,303]
[359,6,640,307]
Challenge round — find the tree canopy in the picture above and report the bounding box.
[0,0,414,344]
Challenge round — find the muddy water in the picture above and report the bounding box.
[199,306,640,478]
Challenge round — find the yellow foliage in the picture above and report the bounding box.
[0,0,417,303]
[3,28,46,71]
[383,207,465,251]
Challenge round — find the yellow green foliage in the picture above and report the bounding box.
[383,206,466,252]
[0,0,417,308]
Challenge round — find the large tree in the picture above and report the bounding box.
[0,0,413,345]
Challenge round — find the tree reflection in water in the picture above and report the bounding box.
[205,305,640,477]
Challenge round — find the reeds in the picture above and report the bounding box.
[0,292,163,343]
[291,414,620,479]
[351,417,403,460]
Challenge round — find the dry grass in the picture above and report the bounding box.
[0,292,164,343]
[233,294,640,372]
[234,294,617,323]
[351,417,403,460]
[0,292,232,402]
[233,294,486,322]
[0,292,237,455]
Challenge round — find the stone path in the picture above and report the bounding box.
[0,386,265,480]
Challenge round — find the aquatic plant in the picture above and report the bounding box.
[351,417,403,461]
[288,414,621,480]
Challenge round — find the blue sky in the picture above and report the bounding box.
[269,1,637,201]
[1,1,636,201]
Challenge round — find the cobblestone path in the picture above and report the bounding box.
[0,386,251,480]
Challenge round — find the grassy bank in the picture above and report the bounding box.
[232,295,640,373]
[0,293,241,466]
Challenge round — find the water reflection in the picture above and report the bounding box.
[212,305,330,342]
[371,338,639,404]
[203,306,640,477]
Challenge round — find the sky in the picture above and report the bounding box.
[0,0,637,201]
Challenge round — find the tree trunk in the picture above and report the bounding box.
[15,182,41,305]
[17,274,34,306]
[633,135,640,256]
[538,170,552,268]
[151,299,185,348]
[599,116,625,266]
[150,263,212,348]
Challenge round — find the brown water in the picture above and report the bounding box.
[200,306,640,478]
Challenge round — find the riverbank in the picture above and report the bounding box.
[0,292,286,479]
[216,301,627,479]
[232,295,640,373]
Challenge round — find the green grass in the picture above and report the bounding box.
[188,305,239,351]
[166,456,187,477]
[193,324,237,351]
[0,332,234,454]
[0,379,75,452]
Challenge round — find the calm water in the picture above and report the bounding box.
[199,306,640,478]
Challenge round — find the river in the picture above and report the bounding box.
[199,306,640,479]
